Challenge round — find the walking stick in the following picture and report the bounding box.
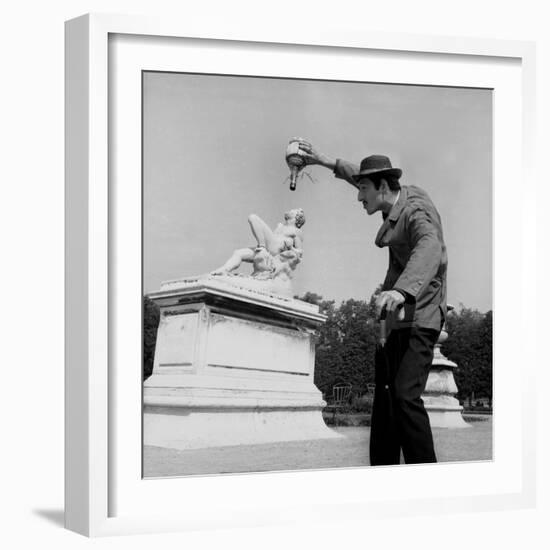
[377,307,391,388]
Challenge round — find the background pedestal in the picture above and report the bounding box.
[423,309,470,429]
[144,276,339,449]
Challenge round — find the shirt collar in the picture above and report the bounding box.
[388,186,407,222]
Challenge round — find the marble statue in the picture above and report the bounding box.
[143,207,336,453]
[211,208,305,285]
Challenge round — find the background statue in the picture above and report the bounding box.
[211,208,305,284]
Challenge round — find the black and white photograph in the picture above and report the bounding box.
[4,0,545,544]
[141,72,493,477]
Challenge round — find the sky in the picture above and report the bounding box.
[143,72,492,312]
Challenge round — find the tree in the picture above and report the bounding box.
[298,292,492,407]
[142,288,492,407]
[296,291,324,305]
[313,297,343,394]
[474,311,493,405]
[442,306,493,406]
[143,296,160,381]
[297,291,381,398]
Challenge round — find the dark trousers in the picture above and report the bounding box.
[369,327,439,466]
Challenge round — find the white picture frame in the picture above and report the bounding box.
[65,13,536,537]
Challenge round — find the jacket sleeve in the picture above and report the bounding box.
[333,159,360,188]
[394,207,443,298]
[381,250,398,291]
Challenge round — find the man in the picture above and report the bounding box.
[298,140,447,466]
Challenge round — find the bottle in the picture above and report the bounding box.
[285,138,307,191]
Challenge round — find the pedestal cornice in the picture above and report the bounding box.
[147,274,327,327]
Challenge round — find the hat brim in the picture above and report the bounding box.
[351,167,402,182]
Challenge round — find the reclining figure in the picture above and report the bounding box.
[211,208,305,284]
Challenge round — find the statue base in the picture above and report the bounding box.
[422,309,471,429]
[424,367,470,429]
[424,396,471,428]
[144,275,340,450]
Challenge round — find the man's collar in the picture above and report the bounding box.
[388,186,407,222]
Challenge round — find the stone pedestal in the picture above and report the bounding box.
[423,308,470,429]
[144,275,339,449]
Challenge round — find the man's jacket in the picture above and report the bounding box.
[334,159,448,331]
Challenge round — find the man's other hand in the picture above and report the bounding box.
[376,290,406,320]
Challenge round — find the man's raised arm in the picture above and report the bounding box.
[297,140,360,188]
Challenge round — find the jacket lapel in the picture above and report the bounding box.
[375,187,408,247]
[375,217,391,247]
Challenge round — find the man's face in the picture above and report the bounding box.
[357,178,383,215]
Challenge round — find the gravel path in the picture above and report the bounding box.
[143,417,492,478]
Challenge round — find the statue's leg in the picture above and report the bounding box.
[248,214,280,255]
[211,248,254,275]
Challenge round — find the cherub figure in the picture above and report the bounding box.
[211,208,305,280]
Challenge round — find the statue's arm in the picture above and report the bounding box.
[293,233,303,256]
[280,233,303,260]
